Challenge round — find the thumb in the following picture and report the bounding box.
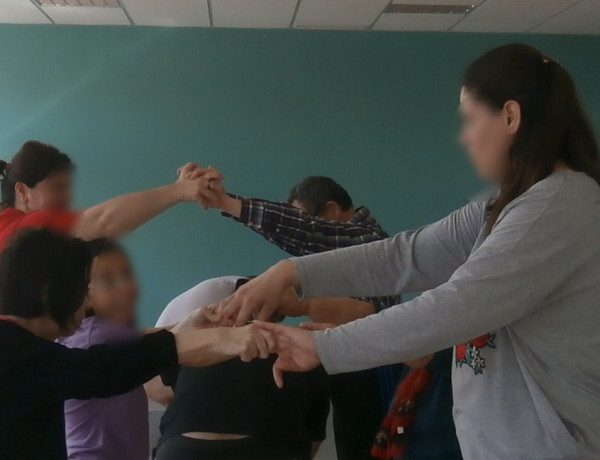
[273,360,285,389]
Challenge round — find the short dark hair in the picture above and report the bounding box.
[0,228,92,328]
[287,176,354,216]
[0,141,74,209]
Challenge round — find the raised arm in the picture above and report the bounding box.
[216,194,389,256]
[74,164,222,240]
[294,200,486,298]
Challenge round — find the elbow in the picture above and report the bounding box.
[78,209,122,240]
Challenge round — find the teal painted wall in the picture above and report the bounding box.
[0,26,598,325]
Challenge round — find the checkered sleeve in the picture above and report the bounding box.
[224,197,389,256]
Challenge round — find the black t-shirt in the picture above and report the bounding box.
[0,320,177,460]
[160,356,330,456]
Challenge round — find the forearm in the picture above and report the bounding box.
[306,297,375,325]
[293,236,408,299]
[174,327,239,367]
[294,202,485,298]
[75,183,184,240]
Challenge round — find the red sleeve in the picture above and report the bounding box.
[17,210,80,234]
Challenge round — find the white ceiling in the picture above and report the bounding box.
[0,0,598,34]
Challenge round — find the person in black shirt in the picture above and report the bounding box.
[0,228,274,460]
[155,278,330,460]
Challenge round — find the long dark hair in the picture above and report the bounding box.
[462,44,600,231]
[0,228,92,329]
[0,141,74,209]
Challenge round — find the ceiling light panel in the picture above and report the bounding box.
[42,4,130,24]
[36,0,121,6]
[385,4,476,14]
[374,12,465,30]
[392,0,483,4]
[294,0,390,29]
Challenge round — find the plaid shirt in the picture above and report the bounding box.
[224,197,402,311]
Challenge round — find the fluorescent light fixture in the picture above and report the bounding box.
[385,4,476,14]
[35,0,121,6]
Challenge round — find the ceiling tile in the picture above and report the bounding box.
[212,0,297,28]
[294,0,389,29]
[42,4,130,25]
[0,0,50,24]
[532,0,600,35]
[452,0,580,32]
[121,0,210,27]
[374,12,465,31]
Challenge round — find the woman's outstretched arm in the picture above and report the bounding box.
[74,163,223,240]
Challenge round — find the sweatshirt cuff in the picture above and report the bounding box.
[142,329,178,371]
[291,257,312,298]
[313,330,339,375]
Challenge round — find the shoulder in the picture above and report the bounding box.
[499,170,595,226]
[88,317,138,345]
[0,208,24,222]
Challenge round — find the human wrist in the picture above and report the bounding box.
[170,181,190,202]
[220,195,242,216]
[269,259,300,289]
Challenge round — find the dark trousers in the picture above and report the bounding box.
[330,369,384,460]
[155,435,309,460]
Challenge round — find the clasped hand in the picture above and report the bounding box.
[175,162,228,209]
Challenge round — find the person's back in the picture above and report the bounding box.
[157,356,329,460]
[154,277,330,460]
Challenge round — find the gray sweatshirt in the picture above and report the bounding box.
[293,170,600,460]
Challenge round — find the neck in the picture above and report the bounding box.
[14,201,28,213]
[5,315,61,340]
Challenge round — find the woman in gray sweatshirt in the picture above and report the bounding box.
[216,44,600,460]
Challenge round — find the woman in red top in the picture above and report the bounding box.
[0,140,221,249]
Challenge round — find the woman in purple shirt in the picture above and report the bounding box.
[59,239,153,460]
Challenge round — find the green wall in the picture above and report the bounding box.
[0,25,598,326]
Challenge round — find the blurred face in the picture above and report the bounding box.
[87,251,138,326]
[17,170,73,211]
[458,88,520,181]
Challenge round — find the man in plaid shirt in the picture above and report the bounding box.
[210,176,403,460]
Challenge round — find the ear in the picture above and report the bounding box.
[321,201,341,219]
[502,100,521,135]
[14,182,29,205]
